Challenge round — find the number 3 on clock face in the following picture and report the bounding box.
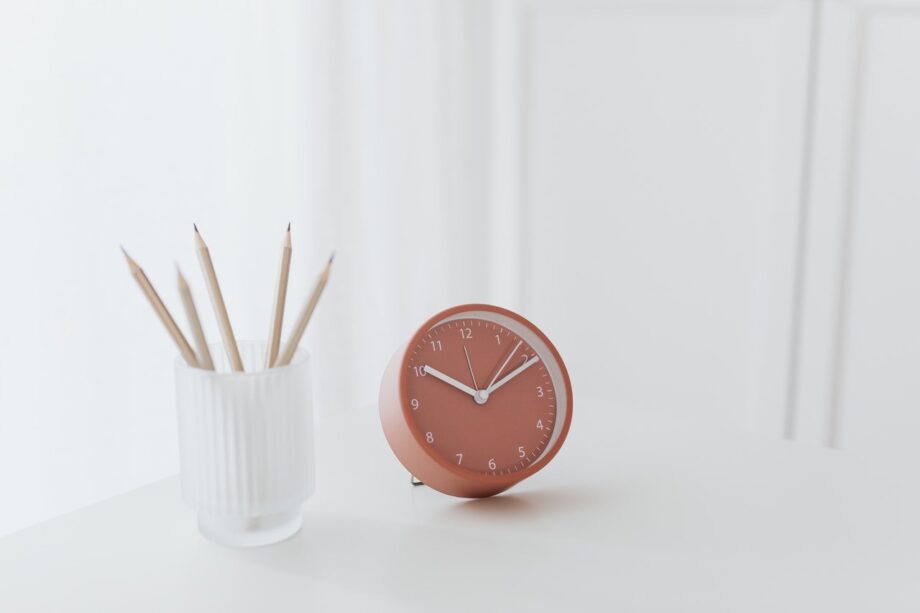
[378,304,573,498]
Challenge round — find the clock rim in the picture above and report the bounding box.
[396,303,573,492]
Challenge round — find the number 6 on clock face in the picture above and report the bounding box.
[378,304,573,498]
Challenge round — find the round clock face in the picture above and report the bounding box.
[406,316,558,475]
[380,304,572,497]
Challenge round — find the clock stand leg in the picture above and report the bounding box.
[410,474,424,487]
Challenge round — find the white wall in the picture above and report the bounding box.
[2,0,919,537]
[0,0,311,535]
[501,0,811,437]
[0,0,498,537]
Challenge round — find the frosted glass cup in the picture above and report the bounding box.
[175,341,314,547]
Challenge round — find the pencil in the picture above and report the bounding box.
[176,265,214,370]
[121,247,199,367]
[265,223,292,368]
[194,224,244,371]
[275,252,334,366]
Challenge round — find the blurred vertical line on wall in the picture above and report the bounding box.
[436,0,492,302]
[302,0,503,414]
[785,0,824,441]
[517,3,534,313]
[301,0,357,418]
[827,14,868,449]
[489,0,526,311]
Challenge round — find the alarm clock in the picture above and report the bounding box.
[379,304,573,498]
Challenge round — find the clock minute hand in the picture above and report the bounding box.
[487,355,541,394]
[486,340,523,391]
[423,365,479,399]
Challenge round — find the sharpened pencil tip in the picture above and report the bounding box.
[287,222,291,232]
[193,224,207,249]
[328,251,335,265]
[120,245,140,271]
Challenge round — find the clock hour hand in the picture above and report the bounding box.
[486,355,540,395]
[423,365,479,399]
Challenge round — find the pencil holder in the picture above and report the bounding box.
[175,341,314,547]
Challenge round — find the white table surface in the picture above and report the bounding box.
[1,403,918,612]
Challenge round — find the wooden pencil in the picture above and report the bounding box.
[176,265,214,370]
[265,223,292,368]
[194,225,244,372]
[275,252,334,366]
[121,247,199,367]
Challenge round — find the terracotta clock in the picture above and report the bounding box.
[379,304,573,498]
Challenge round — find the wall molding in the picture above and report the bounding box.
[794,0,920,447]
[490,0,813,437]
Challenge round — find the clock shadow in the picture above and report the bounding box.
[444,485,603,521]
[452,493,535,517]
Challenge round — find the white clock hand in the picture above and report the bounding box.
[487,355,540,394]
[486,340,523,391]
[423,365,479,399]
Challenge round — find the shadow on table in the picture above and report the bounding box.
[443,485,605,521]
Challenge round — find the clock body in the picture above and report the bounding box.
[379,304,573,498]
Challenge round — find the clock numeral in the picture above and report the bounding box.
[430,340,443,352]
[459,328,472,339]
[495,334,501,345]
[518,446,526,458]
[488,458,496,470]
[456,453,463,465]
[520,353,529,364]
[426,432,434,443]
[536,420,544,430]
[412,366,427,377]
[410,398,420,410]
[536,386,544,398]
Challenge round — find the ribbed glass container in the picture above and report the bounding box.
[175,341,314,547]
